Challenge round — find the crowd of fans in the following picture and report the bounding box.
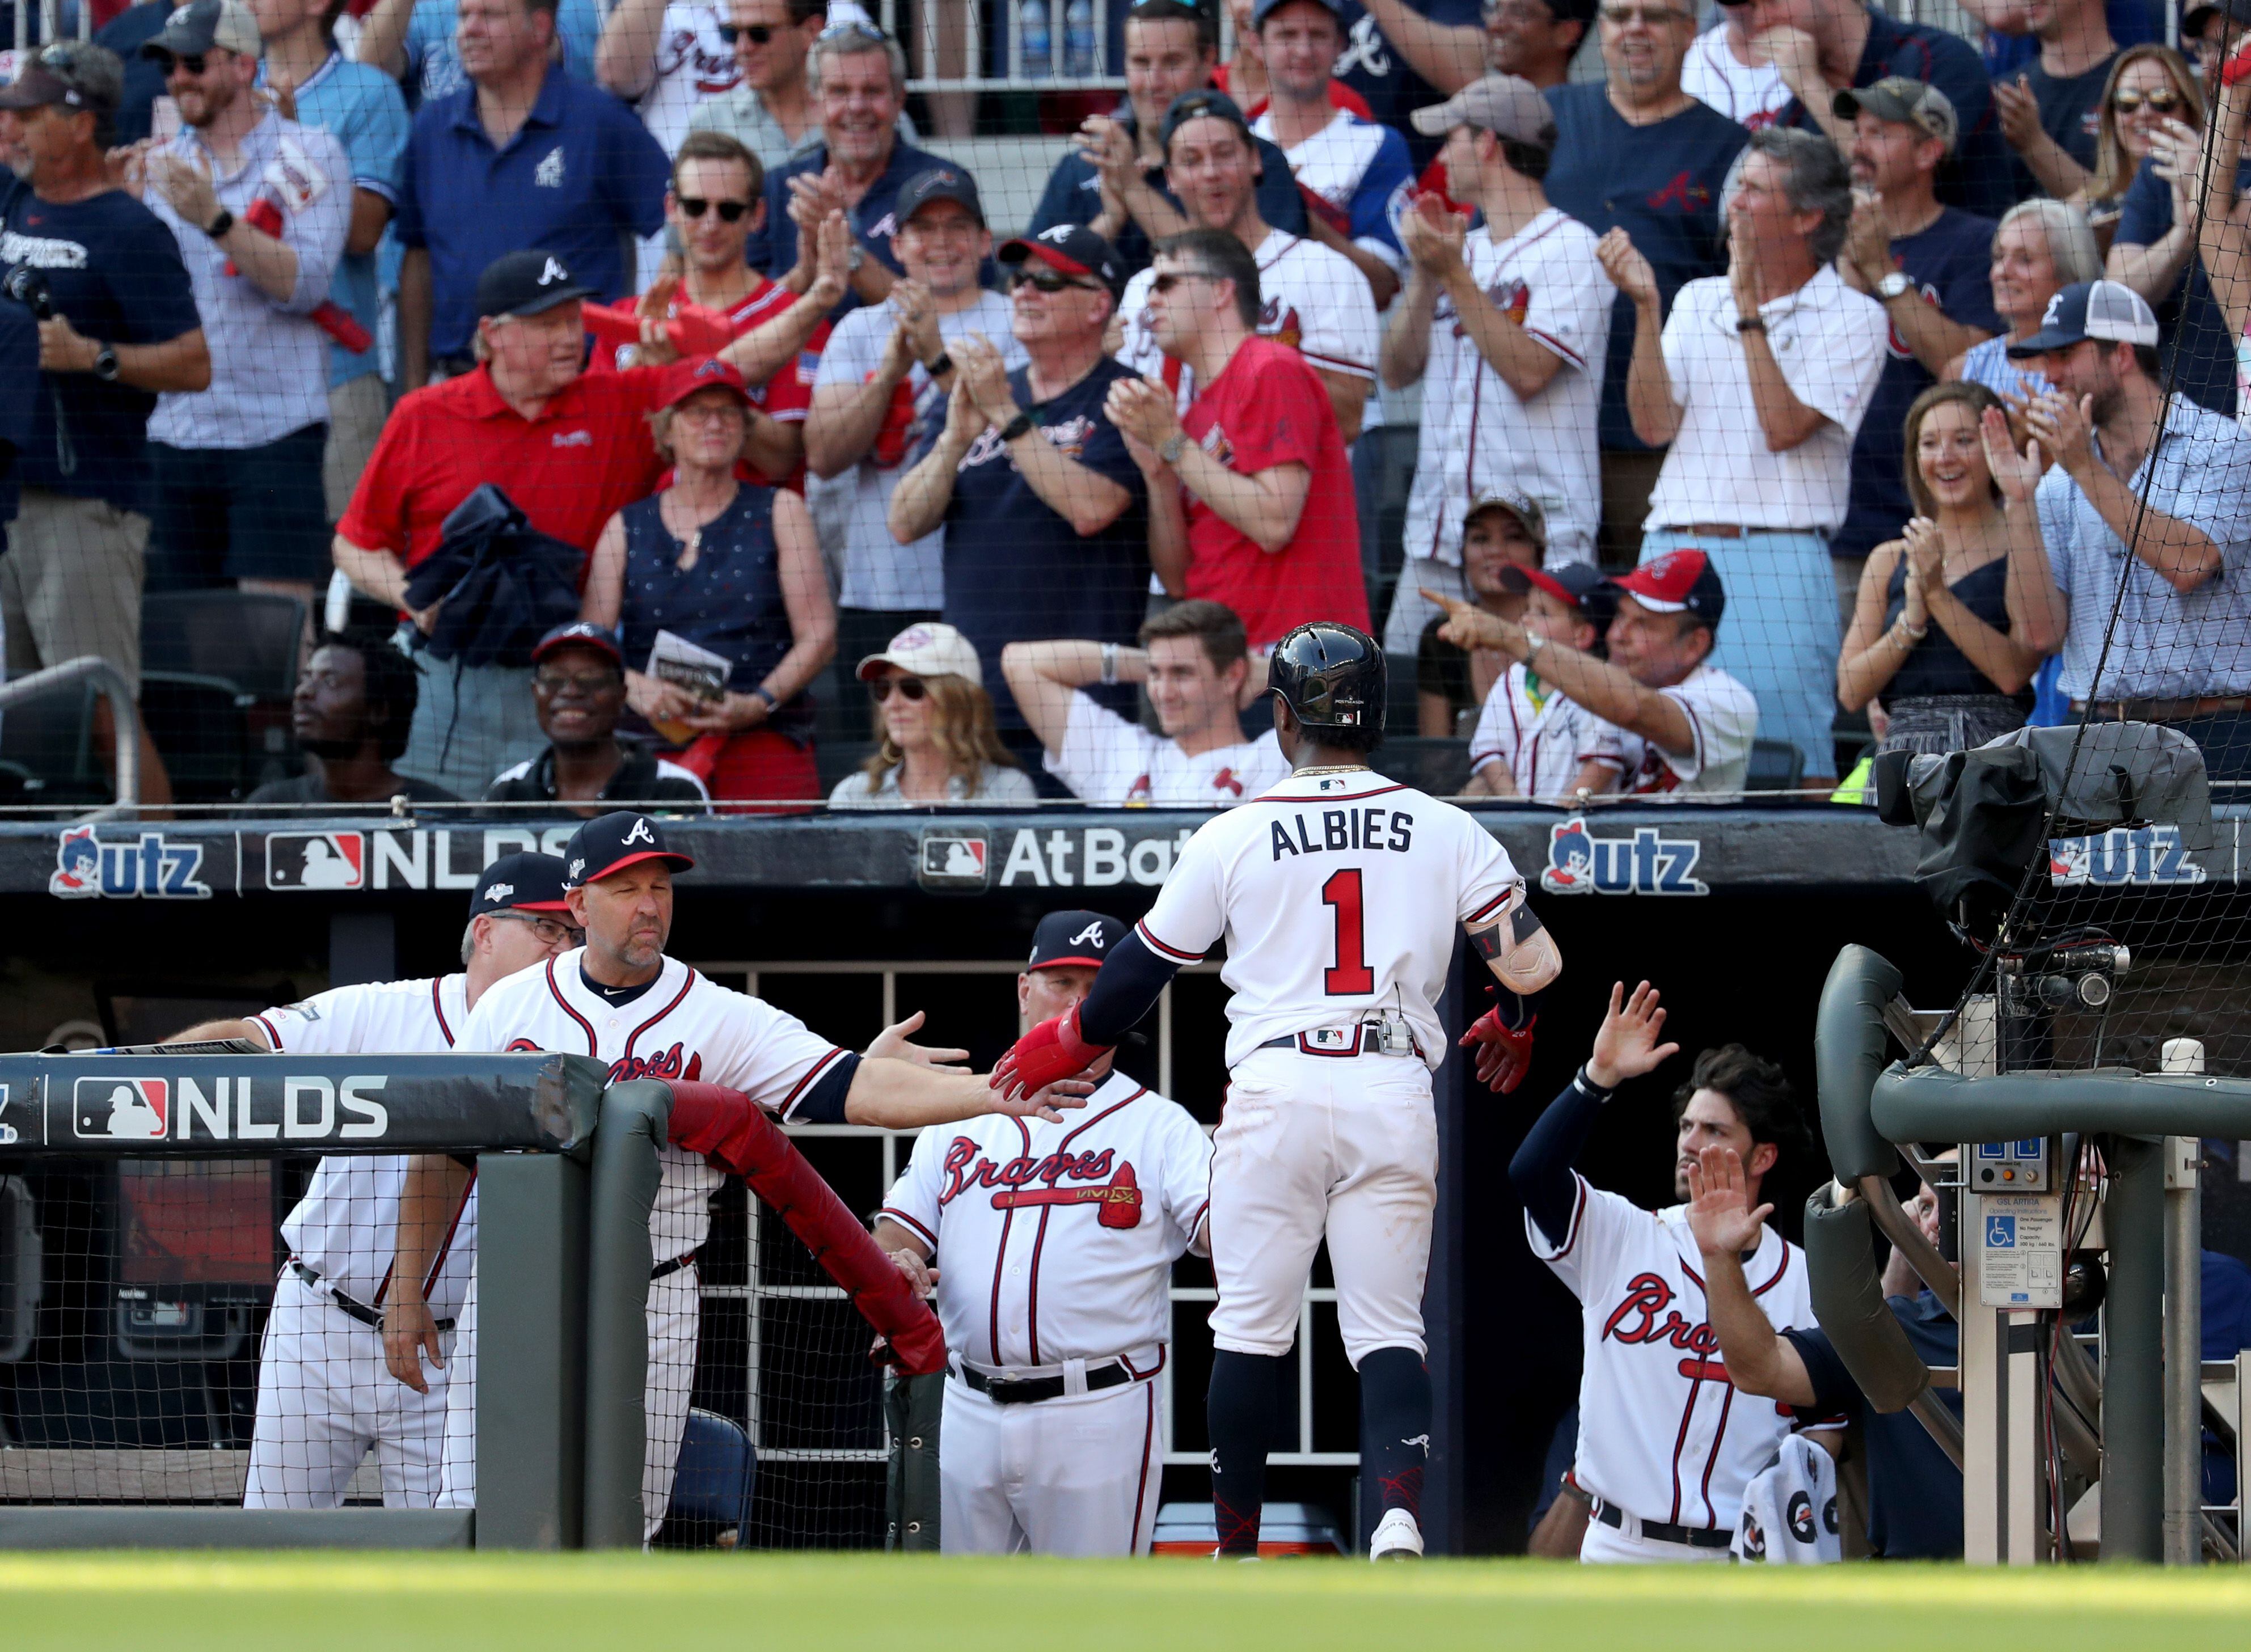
[4,0,2251,810]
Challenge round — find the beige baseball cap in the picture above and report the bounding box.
[1464,489,1548,549]
[857,621,984,687]
[1409,73,1553,143]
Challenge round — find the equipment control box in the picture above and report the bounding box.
[1969,1138,2050,1193]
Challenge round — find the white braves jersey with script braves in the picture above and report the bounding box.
[1136,770,1522,1069]
[1531,1177,1815,1531]
[1401,208,1612,569]
[1466,661,1629,802]
[880,1071,1211,1369]
[459,950,848,1261]
[260,976,476,1320]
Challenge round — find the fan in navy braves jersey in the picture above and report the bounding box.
[990,623,1563,1561]
[1508,982,1819,1562]
[414,810,1091,1539]
[163,853,577,1509]
[876,909,1213,1556]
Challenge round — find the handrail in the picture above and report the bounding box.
[0,656,141,818]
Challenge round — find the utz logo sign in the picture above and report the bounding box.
[266,831,366,890]
[76,1078,169,1140]
[50,826,211,899]
[1540,818,1707,896]
[2048,825,2205,888]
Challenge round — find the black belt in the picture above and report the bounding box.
[1594,1499,1732,1549]
[956,1359,1131,1405]
[1258,1026,1419,1058]
[651,1249,700,1282]
[291,1261,455,1333]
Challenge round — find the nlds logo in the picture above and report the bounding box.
[266,831,366,890]
[70,1074,390,1143]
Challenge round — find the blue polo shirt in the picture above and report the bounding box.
[395,67,669,360]
[1834,208,2001,561]
[1543,83,1747,453]
[940,357,1148,737]
[1785,1292,1962,1559]
[1780,6,2012,222]
[2115,154,2250,419]
[1332,0,1490,168]
[747,139,993,316]
[0,295,34,534]
[1028,105,1310,279]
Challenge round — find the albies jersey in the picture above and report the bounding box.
[458,950,849,1261]
[261,975,477,1320]
[881,1071,1212,1369]
[1531,1174,1817,1531]
[1135,770,1522,1069]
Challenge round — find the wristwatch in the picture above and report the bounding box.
[1877,271,1914,302]
[1735,314,1767,334]
[91,343,120,383]
[1157,432,1187,465]
[747,685,779,713]
[998,409,1034,443]
[924,349,954,378]
[204,208,234,240]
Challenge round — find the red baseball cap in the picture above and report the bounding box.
[661,356,752,411]
[1610,548,1726,629]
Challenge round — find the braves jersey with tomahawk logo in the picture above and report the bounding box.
[260,975,477,1320]
[458,949,848,1261]
[880,1071,1212,1368]
[1530,1175,1816,1531]
[1134,771,1523,1069]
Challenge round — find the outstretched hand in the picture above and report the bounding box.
[1585,981,1679,1089]
[1684,1144,1773,1259]
[865,1009,970,1071]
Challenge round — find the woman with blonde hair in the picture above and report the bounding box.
[1837,381,2051,757]
[2081,44,2204,248]
[1946,200,2101,402]
[829,623,1037,808]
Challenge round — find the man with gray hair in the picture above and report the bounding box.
[1597,125,1885,789]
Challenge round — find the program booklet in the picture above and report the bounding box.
[645,630,731,743]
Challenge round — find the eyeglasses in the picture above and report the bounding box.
[870,675,927,702]
[717,22,775,43]
[2111,88,2183,113]
[152,50,210,75]
[491,910,585,948]
[1149,268,1220,293]
[1010,266,1099,295]
[533,669,619,695]
[672,398,747,422]
[678,195,752,221]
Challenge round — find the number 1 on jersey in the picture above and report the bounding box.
[1321,868,1375,996]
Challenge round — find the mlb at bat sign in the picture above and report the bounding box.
[917,825,1198,892]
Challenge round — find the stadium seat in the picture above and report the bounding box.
[0,678,108,809]
[668,1406,757,1549]
[1379,736,1471,797]
[140,591,309,704]
[1746,738,1806,795]
[1353,424,1420,628]
[140,672,256,805]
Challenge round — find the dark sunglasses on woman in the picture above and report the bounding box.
[678,196,752,221]
[871,676,928,703]
[2110,87,2181,113]
[717,22,774,43]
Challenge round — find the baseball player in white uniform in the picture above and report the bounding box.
[166,853,578,1509]
[991,623,1562,1561]
[1507,981,1819,1562]
[417,810,1091,1541]
[876,909,1213,1556]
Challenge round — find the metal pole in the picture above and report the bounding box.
[2161,1038,2206,1566]
[2104,1135,2166,1564]
[0,656,142,815]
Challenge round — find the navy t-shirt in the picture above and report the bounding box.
[2011,52,2114,203]
[94,0,173,147]
[1543,83,1748,453]
[0,295,33,533]
[940,357,1149,735]
[1782,6,2013,222]
[0,178,202,515]
[749,140,998,320]
[1987,0,2156,77]
[1333,0,1491,167]
[1784,1292,1963,1559]
[2115,154,2248,419]
[1835,208,2002,561]
[1028,111,1310,279]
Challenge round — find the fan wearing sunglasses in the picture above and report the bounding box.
[2079,43,2202,242]
[830,623,1037,808]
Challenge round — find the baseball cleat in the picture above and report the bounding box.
[1369,1507,1424,1560]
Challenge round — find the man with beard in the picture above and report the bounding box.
[240,627,463,812]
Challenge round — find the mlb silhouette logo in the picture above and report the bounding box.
[266,831,366,890]
[75,1078,168,1141]
[918,833,989,889]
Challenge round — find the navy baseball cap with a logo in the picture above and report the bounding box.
[1028,910,1127,971]
[476,250,594,320]
[468,852,573,920]
[532,620,624,668]
[562,811,695,888]
[897,166,985,227]
[999,226,1126,299]
[1611,548,1726,630]
[2005,278,2159,358]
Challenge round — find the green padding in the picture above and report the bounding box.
[0,1509,472,1549]
[479,1152,588,1550]
[1814,945,1903,1181]
[1872,1064,2251,1140]
[885,1371,944,1552]
[582,1081,670,1551]
[1802,1186,1929,1414]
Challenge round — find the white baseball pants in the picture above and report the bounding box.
[243,1269,449,1508]
[436,1261,702,1543]
[1579,1511,1734,1564]
[1208,1047,1438,1365]
[939,1372,1163,1556]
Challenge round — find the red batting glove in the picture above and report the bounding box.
[990,1004,1112,1101]
[1459,1007,1536,1095]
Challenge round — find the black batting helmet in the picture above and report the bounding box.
[1268,621,1385,730]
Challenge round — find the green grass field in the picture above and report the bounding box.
[7,1554,2251,1651]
